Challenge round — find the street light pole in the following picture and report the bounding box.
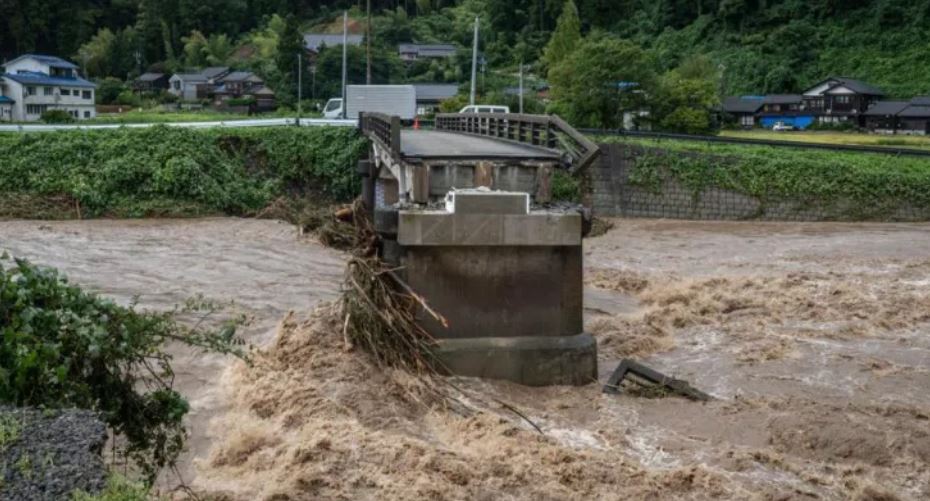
[518,62,524,114]
[469,16,479,106]
[366,0,372,85]
[297,53,302,126]
[341,11,348,118]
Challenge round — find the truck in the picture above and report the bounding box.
[323,85,417,120]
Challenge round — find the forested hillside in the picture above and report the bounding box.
[3,0,930,97]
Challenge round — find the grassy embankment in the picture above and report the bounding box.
[0,125,366,222]
[720,129,930,149]
[601,136,930,219]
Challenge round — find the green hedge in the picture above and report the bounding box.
[609,137,930,219]
[0,126,367,218]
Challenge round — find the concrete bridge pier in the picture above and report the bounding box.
[359,112,601,386]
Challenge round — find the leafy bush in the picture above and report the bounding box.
[0,255,245,482]
[614,137,930,218]
[226,96,256,106]
[0,126,367,218]
[115,90,141,107]
[40,110,74,124]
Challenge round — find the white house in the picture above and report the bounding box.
[0,54,97,122]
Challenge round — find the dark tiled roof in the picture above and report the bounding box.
[763,94,802,105]
[137,72,165,81]
[910,96,930,106]
[863,101,909,116]
[201,67,230,79]
[830,77,884,96]
[898,105,930,118]
[304,34,364,52]
[172,73,208,82]
[2,71,96,88]
[722,96,764,113]
[5,54,79,69]
[398,43,457,57]
[413,83,459,101]
[220,71,261,83]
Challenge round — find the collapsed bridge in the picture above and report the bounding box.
[358,112,601,386]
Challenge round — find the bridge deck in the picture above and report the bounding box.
[400,130,559,161]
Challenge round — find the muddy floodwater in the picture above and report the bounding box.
[1,218,929,499]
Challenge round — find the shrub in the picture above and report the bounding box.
[0,125,367,218]
[40,110,74,124]
[0,255,246,481]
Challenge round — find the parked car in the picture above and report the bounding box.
[459,105,510,114]
[772,121,796,132]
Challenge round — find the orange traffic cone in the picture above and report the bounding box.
[414,116,420,130]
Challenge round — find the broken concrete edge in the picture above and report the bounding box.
[430,333,597,387]
[397,211,582,246]
[602,359,713,401]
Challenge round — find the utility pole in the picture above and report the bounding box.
[469,16,479,106]
[297,53,302,126]
[341,11,348,118]
[366,0,372,85]
[518,62,524,114]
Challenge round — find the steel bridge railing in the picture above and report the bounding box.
[359,112,401,159]
[434,113,601,173]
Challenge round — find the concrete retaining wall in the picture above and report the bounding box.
[590,143,930,221]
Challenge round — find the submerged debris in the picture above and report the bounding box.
[603,359,712,401]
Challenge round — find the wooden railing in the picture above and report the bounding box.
[359,112,400,158]
[435,113,601,173]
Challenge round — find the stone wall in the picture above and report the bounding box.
[589,142,930,221]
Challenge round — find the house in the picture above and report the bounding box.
[0,54,96,121]
[132,72,170,93]
[252,86,277,112]
[214,71,264,98]
[896,102,930,135]
[862,100,909,134]
[721,96,764,128]
[412,83,459,115]
[168,67,229,101]
[802,77,884,126]
[398,43,457,62]
[758,95,813,129]
[304,33,364,59]
[168,73,208,101]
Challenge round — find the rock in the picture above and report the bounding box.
[0,406,108,501]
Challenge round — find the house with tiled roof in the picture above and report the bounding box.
[0,54,96,121]
[801,77,885,126]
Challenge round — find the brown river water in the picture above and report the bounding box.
[1,218,928,500]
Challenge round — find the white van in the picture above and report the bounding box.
[459,105,510,114]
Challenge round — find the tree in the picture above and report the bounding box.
[542,0,582,73]
[273,15,305,107]
[181,30,209,67]
[650,56,720,134]
[549,32,656,128]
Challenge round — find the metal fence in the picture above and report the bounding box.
[435,113,601,172]
[580,129,930,158]
[0,117,358,133]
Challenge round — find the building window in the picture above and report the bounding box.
[26,104,48,115]
[82,90,92,99]
[61,88,70,96]
[173,81,181,90]
[27,86,36,96]
[43,87,52,96]
[84,111,91,118]
[835,95,850,104]
[740,115,754,126]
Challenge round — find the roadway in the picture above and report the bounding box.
[400,129,560,160]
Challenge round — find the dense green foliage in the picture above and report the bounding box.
[6,1,930,98]
[610,137,930,218]
[0,255,245,481]
[0,126,366,218]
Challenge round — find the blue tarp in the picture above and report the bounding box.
[759,115,815,129]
